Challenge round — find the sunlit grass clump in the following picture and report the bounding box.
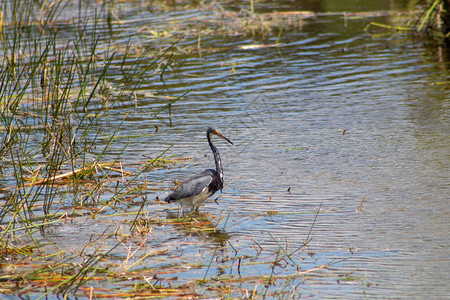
[0,1,174,295]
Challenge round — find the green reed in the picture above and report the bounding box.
[0,0,168,254]
[417,0,449,39]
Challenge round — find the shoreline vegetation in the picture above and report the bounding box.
[0,0,445,298]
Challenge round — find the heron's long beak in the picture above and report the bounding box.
[213,130,233,145]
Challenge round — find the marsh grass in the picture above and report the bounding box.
[0,1,178,295]
[416,0,450,41]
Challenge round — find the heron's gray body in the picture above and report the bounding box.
[164,169,221,210]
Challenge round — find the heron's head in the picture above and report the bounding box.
[207,127,233,145]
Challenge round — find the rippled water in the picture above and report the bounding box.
[2,0,449,298]
[142,6,448,299]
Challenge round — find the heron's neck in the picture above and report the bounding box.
[208,133,224,184]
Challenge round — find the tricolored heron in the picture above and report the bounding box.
[165,127,233,213]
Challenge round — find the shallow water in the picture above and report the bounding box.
[147,6,449,299]
[1,0,449,298]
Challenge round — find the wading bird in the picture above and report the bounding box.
[165,127,233,214]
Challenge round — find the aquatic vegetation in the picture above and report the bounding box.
[363,0,450,43]
[0,1,179,296]
[0,199,339,298]
[417,0,450,39]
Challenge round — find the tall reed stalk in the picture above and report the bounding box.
[0,0,167,253]
[418,0,450,39]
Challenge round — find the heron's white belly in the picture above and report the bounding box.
[179,187,212,210]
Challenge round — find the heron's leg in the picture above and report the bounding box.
[178,203,184,218]
[192,202,200,213]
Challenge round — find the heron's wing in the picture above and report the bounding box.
[165,170,214,202]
